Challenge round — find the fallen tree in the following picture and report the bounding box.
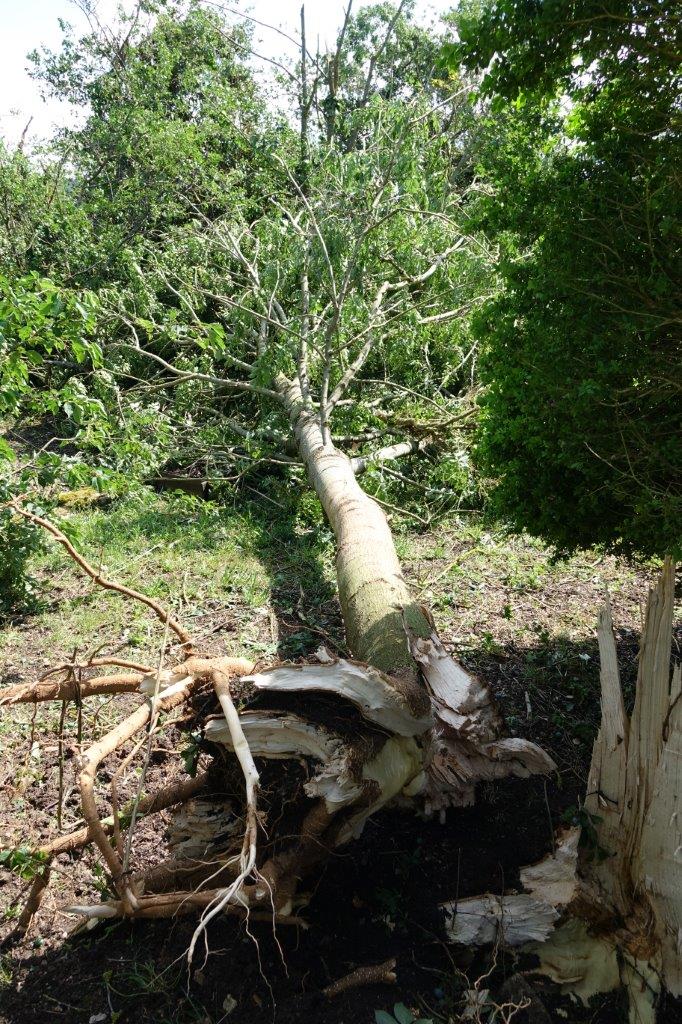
[0,0,553,965]
[4,444,553,942]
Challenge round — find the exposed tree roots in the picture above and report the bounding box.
[3,506,554,962]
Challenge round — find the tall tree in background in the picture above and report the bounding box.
[447,0,681,557]
[0,2,271,609]
[27,0,264,285]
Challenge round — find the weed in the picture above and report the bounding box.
[101,960,210,1024]
[0,846,48,880]
[0,955,12,987]
[181,730,202,777]
[480,631,503,656]
[91,861,114,899]
[562,805,610,862]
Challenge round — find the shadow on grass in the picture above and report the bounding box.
[231,489,345,662]
[66,486,345,662]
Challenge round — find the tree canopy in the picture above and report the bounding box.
[0,0,679,620]
[447,0,681,557]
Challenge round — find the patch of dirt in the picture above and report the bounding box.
[6,778,676,1024]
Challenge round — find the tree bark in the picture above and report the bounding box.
[279,377,432,676]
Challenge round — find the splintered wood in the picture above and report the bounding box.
[442,559,681,1023]
[581,560,681,1011]
[442,829,579,947]
[406,622,555,811]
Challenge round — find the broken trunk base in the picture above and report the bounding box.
[441,560,681,1023]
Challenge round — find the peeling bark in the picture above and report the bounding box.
[245,660,432,735]
[407,624,555,809]
[442,830,578,946]
[206,709,366,810]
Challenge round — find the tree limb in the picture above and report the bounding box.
[351,439,429,475]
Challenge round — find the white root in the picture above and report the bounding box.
[67,904,119,918]
[187,672,260,963]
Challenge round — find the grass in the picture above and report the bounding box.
[0,487,342,803]
[0,487,340,669]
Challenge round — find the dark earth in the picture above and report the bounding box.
[3,779,682,1023]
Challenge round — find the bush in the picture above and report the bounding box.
[0,500,43,616]
[452,0,681,557]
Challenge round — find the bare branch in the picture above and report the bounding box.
[114,341,281,401]
[12,506,194,649]
[324,958,397,998]
[351,439,429,475]
[0,672,143,706]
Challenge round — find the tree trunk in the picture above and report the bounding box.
[280,377,432,676]
[442,561,681,1023]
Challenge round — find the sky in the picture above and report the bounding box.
[0,0,453,148]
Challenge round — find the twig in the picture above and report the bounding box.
[12,505,194,650]
[371,493,429,526]
[15,864,52,935]
[323,958,397,997]
[57,699,67,833]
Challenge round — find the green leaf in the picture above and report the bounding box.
[375,1013,397,1024]
[394,1005,414,1024]
[72,339,87,363]
[0,438,15,462]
